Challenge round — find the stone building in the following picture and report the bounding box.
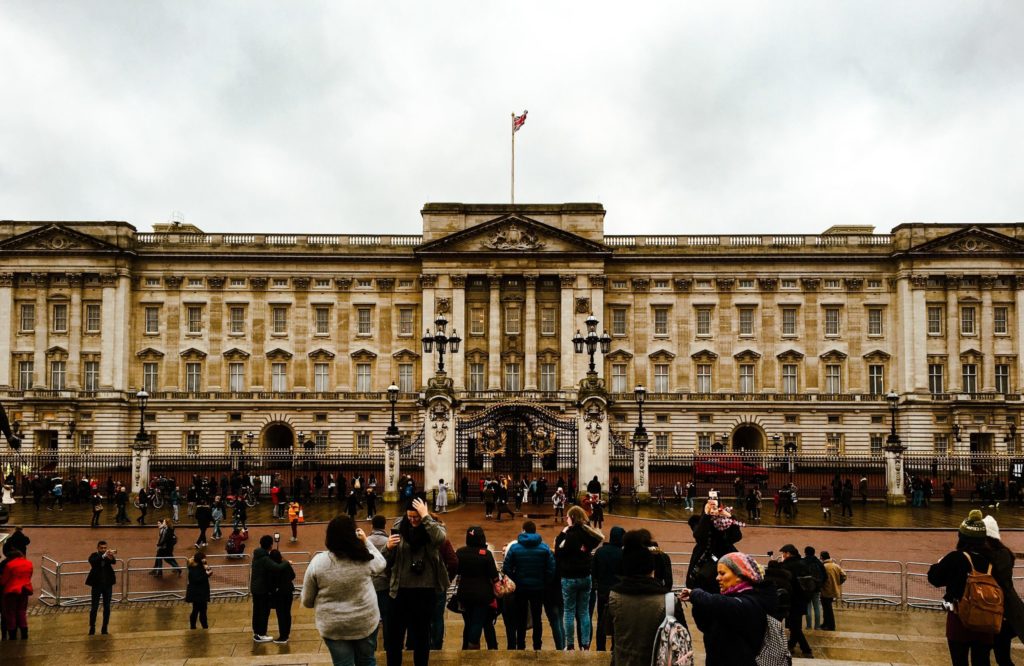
[1,204,1022,491]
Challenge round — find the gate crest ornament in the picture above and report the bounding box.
[526,426,557,455]
[480,427,507,455]
[481,223,545,251]
[583,403,605,453]
[430,402,450,453]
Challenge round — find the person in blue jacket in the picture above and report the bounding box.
[502,520,555,650]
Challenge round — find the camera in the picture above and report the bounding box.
[708,490,719,500]
[410,559,425,575]
[273,532,281,542]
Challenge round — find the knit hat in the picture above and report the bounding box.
[719,552,764,584]
[959,509,988,539]
[983,515,1001,541]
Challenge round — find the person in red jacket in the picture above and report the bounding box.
[0,548,33,640]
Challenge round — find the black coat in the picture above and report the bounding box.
[3,530,29,557]
[186,561,211,603]
[455,545,498,606]
[691,583,778,666]
[781,556,811,610]
[86,551,117,588]
[554,524,603,580]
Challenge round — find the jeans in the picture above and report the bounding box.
[515,588,545,649]
[429,587,445,649]
[685,497,694,510]
[806,592,822,629]
[89,586,112,631]
[461,603,489,648]
[212,519,222,539]
[325,629,378,666]
[544,588,566,650]
[172,504,180,522]
[386,587,435,666]
[152,552,180,573]
[376,590,391,649]
[561,576,592,649]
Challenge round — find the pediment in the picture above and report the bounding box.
[734,349,762,361]
[905,226,1024,256]
[863,349,891,361]
[691,349,719,361]
[45,345,68,356]
[266,348,293,360]
[180,347,208,359]
[308,348,336,360]
[350,348,377,360]
[0,224,125,254]
[648,349,676,361]
[414,214,611,256]
[777,349,804,361]
[392,348,420,360]
[136,347,165,359]
[223,348,251,360]
[960,348,983,359]
[820,349,848,361]
[606,348,634,361]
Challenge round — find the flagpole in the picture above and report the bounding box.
[511,112,516,205]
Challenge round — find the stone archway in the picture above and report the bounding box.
[732,424,764,452]
[263,423,294,451]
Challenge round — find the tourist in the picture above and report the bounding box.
[943,477,956,507]
[365,485,377,520]
[0,547,32,640]
[150,519,181,576]
[803,545,826,630]
[136,487,149,525]
[983,516,1024,666]
[269,549,296,643]
[186,551,212,629]
[347,490,360,520]
[89,490,104,527]
[302,515,386,665]
[555,505,604,651]
[429,515,460,650]
[2,526,29,558]
[685,480,697,511]
[435,479,449,513]
[194,497,212,547]
[779,544,813,657]
[840,479,855,517]
[859,475,869,504]
[1,480,14,516]
[270,484,281,518]
[494,483,514,521]
[49,478,64,510]
[591,526,625,652]
[226,527,248,558]
[591,495,605,530]
[251,534,291,643]
[114,485,129,525]
[366,514,392,646]
[170,485,181,522]
[552,487,566,520]
[482,482,495,519]
[460,477,470,505]
[685,498,743,592]
[502,520,555,650]
[287,499,304,543]
[680,551,776,665]
[819,485,832,521]
[210,497,224,540]
[233,496,248,530]
[819,550,846,631]
[384,497,449,666]
[673,481,683,505]
[86,540,116,635]
[455,526,499,649]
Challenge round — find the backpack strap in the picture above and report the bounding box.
[665,592,675,619]
[963,551,974,571]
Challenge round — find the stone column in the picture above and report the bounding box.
[578,396,610,496]
[0,273,14,386]
[420,275,436,386]
[884,446,907,506]
[911,279,928,393]
[487,275,501,389]
[451,275,467,390]
[590,275,607,381]
[132,443,152,494]
[384,435,401,502]
[945,275,961,392]
[560,274,577,389]
[113,272,131,391]
[67,274,83,389]
[1015,276,1024,392]
[424,397,456,498]
[33,274,48,387]
[524,274,538,390]
[981,275,997,392]
[634,445,650,497]
[249,277,268,390]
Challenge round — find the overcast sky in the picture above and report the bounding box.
[1,2,1022,236]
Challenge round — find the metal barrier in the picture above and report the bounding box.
[125,554,253,602]
[834,559,904,607]
[905,561,944,610]
[39,557,127,607]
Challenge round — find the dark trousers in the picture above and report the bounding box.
[514,588,545,650]
[595,590,612,651]
[252,593,272,636]
[993,621,1014,666]
[274,596,292,640]
[494,502,514,520]
[949,640,993,666]
[89,586,112,631]
[190,601,208,629]
[786,610,812,654]
[91,510,102,527]
[386,587,435,666]
[461,602,489,649]
[821,596,836,630]
[115,504,128,524]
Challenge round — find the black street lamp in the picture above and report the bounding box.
[1006,423,1018,453]
[422,313,461,375]
[387,382,400,440]
[885,391,903,449]
[572,313,612,376]
[632,384,649,450]
[771,433,781,454]
[230,432,243,452]
[134,388,149,445]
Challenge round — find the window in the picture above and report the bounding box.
[870,434,884,456]
[540,307,556,335]
[399,363,414,393]
[186,432,200,454]
[356,432,370,453]
[399,279,413,288]
[143,362,158,392]
[540,363,557,391]
[612,308,627,336]
[274,278,290,288]
[188,278,203,287]
[187,306,202,334]
[398,308,414,336]
[961,306,976,335]
[145,307,160,334]
[654,279,669,289]
[78,431,93,452]
[929,364,945,395]
[824,307,840,336]
[185,362,202,392]
[231,278,246,287]
[272,307,288,334]
[611,364,627,393]
[868,365,884,395]
[738,279,754,289]
[612,280,627,289]
[695,308,712,336]
[654,364,670,392]
[315,279,331,288]
[85,304,101,333]
[995,307,1009,335]
[738,307,754,336]
[698,414,712,423]
[469,363,485,391]
[504,363,521,391]
[868,279,882,289]
[84,361,99,391]
[826,433,842,455]
[696,364,712,393]
[18,361,33,390]
[782,364,798,394]
[655,433,670,454]
[229,363,245,392]
[654,307,669,336]
[269,362,286,391]
[470,307,486,336]
[505,306,521,335]
[996,364,1010,394]
[19,303,34,332]
[828,414,842,424]
[928,306,943,335]
[781,279,797,289]
[314,307,330,335]
[698,433,712,451]
[867,308,883,336]
[50,361,66,390]
[962,364,978,394]
[355,363,371,392]
[357,308,372,336]
[146,277,160,287]
[229,306,245,334]
[314,432,328,449]
[825,364,842,394]
[825,279,841,289]
[933,433,950,454]
[314,363,330,392]
[781,307,797,336]
[52,303,68,332]
[739,364,755,393]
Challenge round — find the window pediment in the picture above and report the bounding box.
[180,347,208,360]
[960,348,983,361]
[349,349,377,360]
[776,349,804,362]
[136,347,165,359]
[266,348,293,361]
[307,348,336,361]
[862,349,891,362]
[690,349,718,362]
[819,349,848,362]
[222,348,251,360]
[45,345,69,357]
[648,349,676,362]
[392,348,420,361]
[733,349,761,362]
[606,348,634,362]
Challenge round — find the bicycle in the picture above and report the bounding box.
[133,487,164,509]
[630,487,641,506]
[654,485,667,508]
[226,488,258,509]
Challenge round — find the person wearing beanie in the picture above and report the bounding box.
[928,509,1003,665]
[983,516,1024,666]
[819,551,847,631]
[454,526,498,650]
[680,550,778,666]
[607,531,686,666]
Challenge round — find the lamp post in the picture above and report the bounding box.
[1006,423,1018,454]
[384,382,401,502]
[885,391,902,449]
[632,384,651,496]
[230,432,243,470]
[572,313,612,377]
[131,388,151,494]
[422,314,461,375]
[134,389,149,445]
[246,431,255,450]
[884,390,907,505]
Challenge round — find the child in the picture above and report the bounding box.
[552,487,566,520]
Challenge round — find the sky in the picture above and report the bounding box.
[1,1,1023,236]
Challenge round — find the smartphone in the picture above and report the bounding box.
[273,532,281,542]
[708,490,719,500]
[391,528,400,536]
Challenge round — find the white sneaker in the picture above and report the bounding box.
[253,634,273,643]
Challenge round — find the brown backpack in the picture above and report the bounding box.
[957,552,1004,634]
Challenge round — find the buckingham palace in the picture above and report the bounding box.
[1,203,1023,498]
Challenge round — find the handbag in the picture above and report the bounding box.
[446,576,465,613]
[493,573,516,598]
[755,615,792,666]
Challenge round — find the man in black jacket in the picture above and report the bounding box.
[250,534,290,642]
[780,543,813,657]
[592,526,624,651]
[86,541,117,635]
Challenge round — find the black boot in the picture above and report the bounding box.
[7,630,16,641]
[19,627,27,640]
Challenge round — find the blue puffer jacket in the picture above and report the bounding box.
[503,532,555,592]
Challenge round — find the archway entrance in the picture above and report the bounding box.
[264,424,295,451]
[732,425,763,452]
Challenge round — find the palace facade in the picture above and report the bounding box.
[1,204,1023,481]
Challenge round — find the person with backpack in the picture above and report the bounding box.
[150,519,181,576]
[928,509,1005,666]
[226,527,248,558]
[820,550,847,631]
[779,543,813,657]
[680,551,779,666]
[983,516,1024,666]
[609,530,688,666]
[803,545,827,630]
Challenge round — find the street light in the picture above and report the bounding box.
[422,313,461,374]
[134,388,149,444]
[1006,423,1018,453]
[230,432,243,451]
[885,391,902,449]
[387,382,400,439]
[632,384,649,449]
[771,433,781,454]
[572,313,612,376]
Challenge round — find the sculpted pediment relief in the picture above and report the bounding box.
[905,226,1024,256]
[136,347,165,359]
[0,224,123,254]
[415,214,611,256]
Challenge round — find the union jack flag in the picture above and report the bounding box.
[513,110,528,132]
